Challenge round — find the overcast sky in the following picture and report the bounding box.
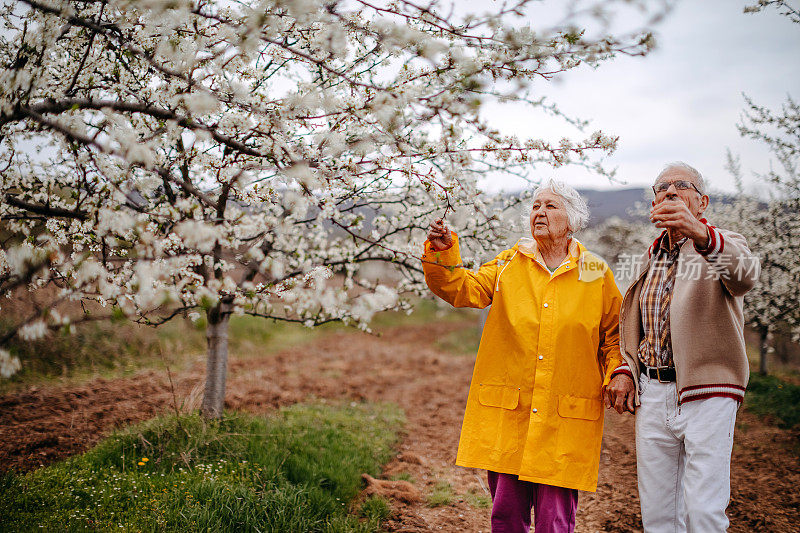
[476,0,800,195]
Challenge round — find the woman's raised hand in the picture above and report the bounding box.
[427,218,453,251]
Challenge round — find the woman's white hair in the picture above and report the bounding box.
[656,161,706,194]
[531,179,590,234]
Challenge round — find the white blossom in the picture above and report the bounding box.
[183,91,219,115]
[351,285,398,323]
[98,208,136,237]
[0,349,21,378]
[175,220,222,253]
[18,321,48,341]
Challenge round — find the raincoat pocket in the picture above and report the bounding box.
[555,395,604,473]
[557,395,602,421]
[473,384,521,459]
[478,384,520,410]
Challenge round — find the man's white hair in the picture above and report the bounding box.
[656,161,707,194]
[531,178,590,234]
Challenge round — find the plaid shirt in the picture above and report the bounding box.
[638,233,687,368]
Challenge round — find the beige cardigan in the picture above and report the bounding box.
[614,224,760,404]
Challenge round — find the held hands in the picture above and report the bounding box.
[649,199,709,248]
[604,374,636,414]
[427,218,453,251]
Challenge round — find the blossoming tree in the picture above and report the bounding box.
[0,0,656,416]
[715,1,800,374]
[717,154,798,374]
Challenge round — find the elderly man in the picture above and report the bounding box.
[604,162,759,532]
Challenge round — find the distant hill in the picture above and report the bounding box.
[577,188,649,226]
[576,188,734,227]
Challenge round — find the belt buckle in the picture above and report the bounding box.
[655,367,670,383]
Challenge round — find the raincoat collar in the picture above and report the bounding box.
[514,237,584,273]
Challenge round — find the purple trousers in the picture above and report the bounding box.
[487,471,578,533]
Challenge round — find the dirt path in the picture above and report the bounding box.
[1,321,798,531]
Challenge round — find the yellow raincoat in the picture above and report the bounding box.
[422,233,623,492]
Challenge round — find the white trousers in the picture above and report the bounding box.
[635,374,738,533]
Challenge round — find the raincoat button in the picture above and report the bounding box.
[543,303,549,308]
[532,408,538,413]
[538,355,543,360]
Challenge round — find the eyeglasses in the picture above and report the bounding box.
[652,180,702,195]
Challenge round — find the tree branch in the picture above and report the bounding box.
[4,194,88,220]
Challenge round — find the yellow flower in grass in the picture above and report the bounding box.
[142,457,149,462]
[138,461,145,466]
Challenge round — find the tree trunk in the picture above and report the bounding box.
[201,302,231,419]
[758,327,769,376]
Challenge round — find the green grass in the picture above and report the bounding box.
[426,480,454,508]
[745,372,800,429]
[226,315,346,358]
[1,298,478,393]
[0,317,207,393]
[369,298,478,329]
[464,489,491,509]
[357,496,393,522]
[388,472,415,483]
[0,403,404,532]
[435,325,482,356]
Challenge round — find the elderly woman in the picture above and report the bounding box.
[423,180,623,533]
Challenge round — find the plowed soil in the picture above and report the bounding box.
[1,320,798,531]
